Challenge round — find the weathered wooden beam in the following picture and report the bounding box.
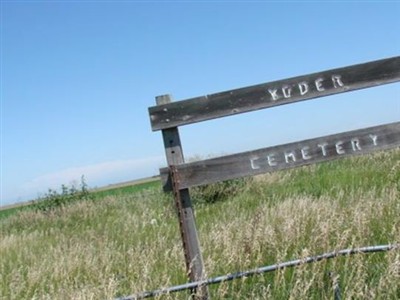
[155,95,209,300]
[161,122,400,191]
[149,56,400,131]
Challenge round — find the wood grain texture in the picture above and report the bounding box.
[156,95,209,299]
[161,122,400,191]
[149,56,400,131]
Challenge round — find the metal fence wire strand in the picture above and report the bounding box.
[115,244,399,300]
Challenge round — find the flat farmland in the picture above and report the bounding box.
[1,150,399,299]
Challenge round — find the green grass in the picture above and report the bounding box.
[0,179,161,221]
[0,205,30,221]
[0,149,399,299]
[92,179,161,199]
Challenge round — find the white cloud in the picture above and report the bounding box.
[2,156,166,206]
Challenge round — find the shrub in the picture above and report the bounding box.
[32,176,93,213]
[191,177,252,205]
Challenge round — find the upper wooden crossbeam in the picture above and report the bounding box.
[149,56,400,131]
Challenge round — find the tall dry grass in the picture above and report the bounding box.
[1,150,399,299]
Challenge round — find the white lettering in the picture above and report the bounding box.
[315,78,325,92]
[301,147,312,160]
[268,89,279,101]
[248,134,380,171]
[250,157,260,169]
[335,141,345,154]
[318,143,328,156]
[267,153,277,166]
[266,75,344,103]
[369,134,378,146]
[351,138,362,151]
[284,151,296,163]
[332,75,344,88]
[298,81,309,95]
[282,85,292,98]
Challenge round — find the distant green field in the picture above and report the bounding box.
[92,178,161,199]
[0,205,29,220]
[0,178,161,221]
[1,149,399,299]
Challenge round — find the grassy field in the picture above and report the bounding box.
[0,149,399,299]
[0,178,160,221]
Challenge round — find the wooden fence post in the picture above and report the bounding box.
[156,94,209,299]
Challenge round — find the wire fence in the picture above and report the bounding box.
[115,243,399,300]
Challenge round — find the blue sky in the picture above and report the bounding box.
[1,1,399,205]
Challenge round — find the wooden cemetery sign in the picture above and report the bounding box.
[149,56,400,299]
